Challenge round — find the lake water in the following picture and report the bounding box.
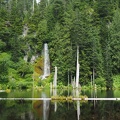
[0,89,120,120]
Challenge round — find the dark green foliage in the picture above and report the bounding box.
[0,0,119,88]
[109,9,120,74]
[0,53,11,83]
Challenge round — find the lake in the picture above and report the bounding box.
[0,89,120,120]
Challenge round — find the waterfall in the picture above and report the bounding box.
[76,46,80,88]
[42,43,50,79]
[53,66,57,88]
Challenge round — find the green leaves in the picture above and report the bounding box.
[37,19,48,43]
[109,9,120,74]
[0,40,6,50]
[0,53,11,83]
[0,0,119,88]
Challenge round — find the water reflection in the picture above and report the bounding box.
[77,100,80,120]
[32,88,82,120]
[0,89,120,120]
[33,91,50,120]
[91,88,97,108]
[53,88,57,112]
[76,89,80,120]
[0,100,34,120]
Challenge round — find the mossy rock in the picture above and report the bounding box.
[34,57,44,75]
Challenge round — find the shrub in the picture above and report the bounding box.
[113,75,120,89]
[95,77,106,87]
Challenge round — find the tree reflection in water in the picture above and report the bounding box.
[0,90,120,120]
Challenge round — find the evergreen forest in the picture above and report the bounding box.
[0,0,120,90]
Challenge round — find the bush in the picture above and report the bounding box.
[95,77,106,88]
[113,75,120,89]
[38,74,53,87]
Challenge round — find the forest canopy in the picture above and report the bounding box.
[0,0,120,89]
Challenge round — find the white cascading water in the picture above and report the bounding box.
[42,43,50,79]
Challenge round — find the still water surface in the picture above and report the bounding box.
[0,89,120,120]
